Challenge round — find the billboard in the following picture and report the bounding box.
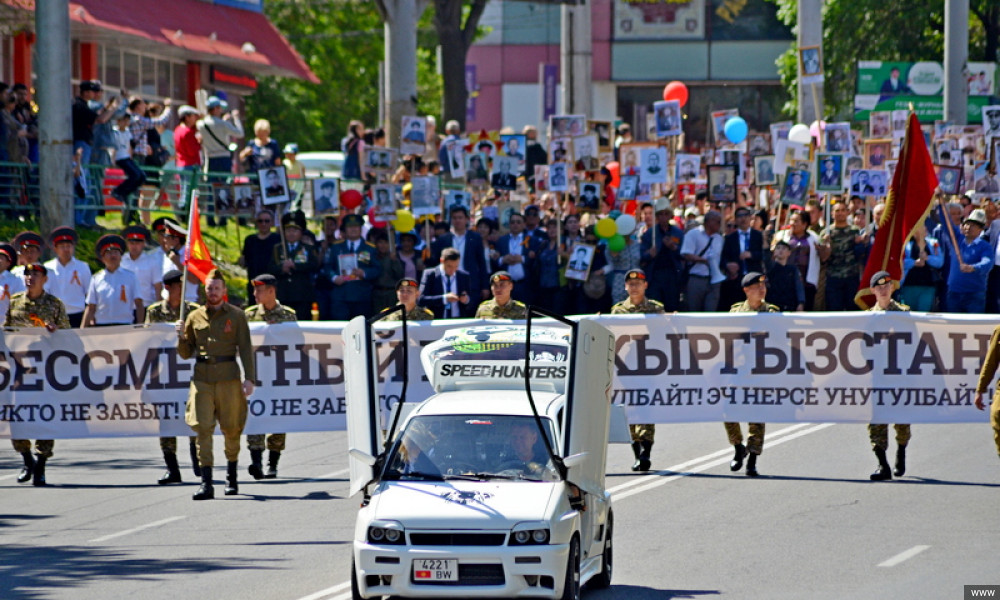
[854,61,998,123]
[614,0,705,40]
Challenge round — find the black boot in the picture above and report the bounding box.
[32,456,47,487]
[630,442,642,471]
[158,451,183,485]
[17,452,35,484]
[193,467,214,500]
[745,453,759,477]
[189,439,202,478]
[870,449,892,481]
[248,449,264,480]
[730,443,746,472]
[225,461,239,496]
[265,451,280,479]
[636,441,653,472]
[893,445,906,477]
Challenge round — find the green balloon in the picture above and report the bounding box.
[607,234,626,252]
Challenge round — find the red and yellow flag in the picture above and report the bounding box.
[185,199,215,283]
[855,113,939,309]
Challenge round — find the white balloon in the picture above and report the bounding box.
[788,123,811,145]
[615,214,637,236]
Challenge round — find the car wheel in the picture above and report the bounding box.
[350,558,364,600]
[591,512,613,589]
[561,535,581,600]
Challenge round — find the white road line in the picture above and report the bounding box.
[88,516,186,543]
[294,581,351,600]
[878,545,930,567]
[306,468,350,481]
[0,473,19,481]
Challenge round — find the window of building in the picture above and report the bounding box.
[98,45,185,100]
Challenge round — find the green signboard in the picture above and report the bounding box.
[853,95,996,124]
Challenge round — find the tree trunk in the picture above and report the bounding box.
[439,27,469,130]
[380,0,421,149]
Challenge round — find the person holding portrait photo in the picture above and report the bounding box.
[567,245,592,274]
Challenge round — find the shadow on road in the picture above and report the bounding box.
[233,490,341,501]
[0,514,53,528]
[586,584,721,598]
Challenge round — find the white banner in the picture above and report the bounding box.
[0,313,992,439]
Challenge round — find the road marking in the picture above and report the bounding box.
[294,581,350,600]
[878,545,930,567]
[0,473,19,481]
[306,468,350,481]
[89,516,186,543]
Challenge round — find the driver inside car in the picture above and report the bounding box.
[399,423,439,476]
[498,423,549,475]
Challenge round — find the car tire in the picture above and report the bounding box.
[561,535,581,600]
[351,557,364,600]
[591,512,613,589]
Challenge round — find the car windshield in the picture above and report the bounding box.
[382,415,560,482]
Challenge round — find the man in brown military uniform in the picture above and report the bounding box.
[146,269,201,485]
[244,273,297,480]
[866,270,911,481]
[610,269,665,471]
[5,264,70,486]
[474,271,528,319]
[177,269,256,500]
[383,278,434,321]
[975,319,1000,464]
[727,271,779,477]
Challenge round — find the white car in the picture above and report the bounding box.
[296,151,345,179]
[343,318,619,599]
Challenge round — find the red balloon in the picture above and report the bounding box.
[606,161,621,188]
[367,206,387,228]
[340,189,363,210]
[622,199,637,216]
[663,81,689,107]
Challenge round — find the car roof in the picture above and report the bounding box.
[410,389,564,420]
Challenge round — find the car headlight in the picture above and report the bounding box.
[509,525,550,545]
[367,520,406,545]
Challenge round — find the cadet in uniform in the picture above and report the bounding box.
[270,211,319,320]
[475,271,528,319]
[244,273,297,479]
[177,269,256,500]
[82,234,144,326]
[5,264,70,486]
[610,269,665,471]
[726,272,779,477]
[0,243,26,321]
[145,269,201,485]
[43,226,91,327]
[121,225,162,308]
[322,213,381,320]
[11,231,44,281]
[382,278,434,321]
[866,270,911,481]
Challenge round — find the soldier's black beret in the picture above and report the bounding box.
[252,273,278,287]
[396,278,419,290]
[491,271,513,283]
[625,269,646,281]
[741,271,766,287]
[870,271,892,288]
[162,269,183,285]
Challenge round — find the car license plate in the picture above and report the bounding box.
[413,559,458,581]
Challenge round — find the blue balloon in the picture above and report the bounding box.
[724,117,748,144]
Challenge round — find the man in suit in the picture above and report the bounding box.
[719,206,765,308]
[879,67,911,96]
[495,212,538,304]
[430,205,489,304]
[419,248,472,318]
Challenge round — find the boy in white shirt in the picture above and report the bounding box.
[110,112,147,213]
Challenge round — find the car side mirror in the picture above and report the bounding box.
[562,452,588,469]
[349,448,377,466]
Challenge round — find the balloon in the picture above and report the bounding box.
[622,199,637,216]
[615,214,637,236]
[367,206,387,228]
[607,234,626,253]
[391,209,415,232]
[723,117,748,145]
[341,189,363,210]
[595,217,617,239]
[606,161,621,188]
[788,123,811,145]
[809,120,827,141]
[608,209,622,221]
[663,81,689,107]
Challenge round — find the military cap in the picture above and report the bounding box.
[741,271,766,287]
[22,263,48,276]
[396,277,419,290]
[49,226,78,246]
[870,270,893,288]
[341,213,364,229]
[96,234,126,256]
[123,225,151,242]
[624,269,647,281]
[163,219,187,238]
[0,243,16,264]
[251,273,277,287]
[162,269,184,285]
[206,268,225,282]
[14,231,43,250]
[524,204,540,215]
[490,271,513,284]
[151,216,169,233]
[281,210,307,230]
[774,239,791,250]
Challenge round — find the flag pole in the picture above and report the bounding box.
[179,198,197,325]
[936,192,966,269]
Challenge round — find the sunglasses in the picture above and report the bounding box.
[256,219,272,224]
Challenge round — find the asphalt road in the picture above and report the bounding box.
[2,420,998,600]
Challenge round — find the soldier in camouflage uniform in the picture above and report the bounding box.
[244,273,297,480]
[145,269,201,485]
[5,264,69,486]
[726,272,779,477]
[866,271,911,481]
[610,269,664,471]
[382,278,434,321]
[475,271,528,319]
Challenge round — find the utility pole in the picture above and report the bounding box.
[376,0,427,148]
[560,1,592,116]
[796,0,823,124]
[943,0,969,124]
[37,0,74,233]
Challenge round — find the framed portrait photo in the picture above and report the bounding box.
[371,184,400,218]
[491,155,519,191]
[617,174,639,200]
[653,100,683,138]
[825,122,852,153]
[410,176,440,217]
[312,178,339,215]
[747,133,771,157]
[445,139,466,179]
[711,108,739,146]
[550,114,587,138]
[639,146,668,185]
[577,181,602,212]
[753,155,777,187]
[780,168,810,205]
[232,184,256,217]
[982,105,1000,138]
[564,242,596,282]
[864,139,892,169]
[213,183,234,216]
[573,134,601,172]
[400,115,427,155]
[935,165,962,195]
[465,152,490,186]
[258,165,290,206]
[870,111,891,138]
[548,137,574,164]
[365,147,397,175]
[799,45,823,82]
[548,161,570,192]
[815,153,845,193]
[533,165,548,192]
[707,164,738,203]
[589,120,613,151]
[675,153,701,184]
[499,134,526,173]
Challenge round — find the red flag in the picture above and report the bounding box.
[184,198,215,283]
[855,113,938,308]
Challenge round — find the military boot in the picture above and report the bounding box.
[636,441,653,472]
[189,439,201,478]
[248,449,264,480]
[17,452,35,484]
[745,452,759,477]
[870,449,892,481]
[224,461,239,496]
[193,467,214,500]
[730,443,746,472]
[630,442,642,471]
[893,445,906,477]
[265,450,281,479]
[32,456,47,487]
[158,451,183,485]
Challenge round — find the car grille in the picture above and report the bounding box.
[412,563,505,586]
[409,532,506,546]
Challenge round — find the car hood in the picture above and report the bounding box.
[372,480,563,529]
